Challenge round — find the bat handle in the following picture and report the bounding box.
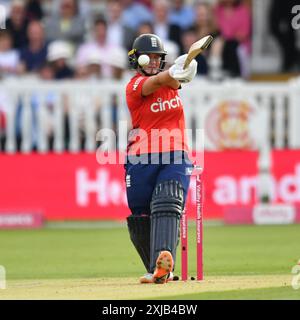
[183,58,191,70]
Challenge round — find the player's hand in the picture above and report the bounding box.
[174,54,189,67]
[169,55,198,83]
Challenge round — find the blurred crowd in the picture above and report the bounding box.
[0,0,253,82]
[269,0,300,73]
[0,1,298,153]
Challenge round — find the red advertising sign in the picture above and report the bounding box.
[0,151,262,221]
[272,150,300,204]
[223,150,300,224]
[201,151,258,219]
[0,153,129,220]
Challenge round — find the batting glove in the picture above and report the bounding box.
[169,55,198,83]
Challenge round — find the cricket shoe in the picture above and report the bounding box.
[140,273,154,284]
[153,251,174,284]
[139,272,174,284]
[166,272,174,282]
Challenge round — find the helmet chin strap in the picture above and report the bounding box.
[139,67,161,77]
[139,66,159,76]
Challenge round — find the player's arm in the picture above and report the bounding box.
[141,36,213,96]
[142,70,180,96]
[142,55,198,97]
[165,77,182,90]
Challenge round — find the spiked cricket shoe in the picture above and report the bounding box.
[153,251,174,284]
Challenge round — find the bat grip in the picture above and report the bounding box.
[183,58,191,70]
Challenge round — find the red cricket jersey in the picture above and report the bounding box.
[126,73,189,155]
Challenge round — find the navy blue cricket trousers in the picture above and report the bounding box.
[125,151,193,216]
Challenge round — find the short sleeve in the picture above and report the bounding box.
[126,75,148,101]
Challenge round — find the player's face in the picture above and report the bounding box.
[143,53,161,75]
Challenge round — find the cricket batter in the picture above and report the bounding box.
[125,34,197,284]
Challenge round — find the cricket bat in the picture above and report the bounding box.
[183,35,214,70]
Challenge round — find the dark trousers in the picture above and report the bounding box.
[125,151,193,216]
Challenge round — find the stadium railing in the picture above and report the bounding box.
[0,77,300,153]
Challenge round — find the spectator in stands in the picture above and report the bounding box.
[74,65,88,79]
[269,0,300,72]
[38,62,54,80]
[26,0,44,21]
[193,2,217,40]
[35,63,57,151]
[191,2,224,80]
[181,27,208,76]
[106,46,128,80]
[164,40,179,68]
[19,20,48,73]
[47,40,74,79]
[121,0,153,30]
[106,0,136,51]
[104,47,128,146]
[37,46,71,150]
[27,63,55,151]
[152,0,182,51]
[137,0,153,10]
[136,21,180,69]
[169,0,195,30]
[5,0,29,49]
[84,50,103,80]
[46,0,94,20]
[76,16,122,78]
[44,0,85,46]
[214,0,251,78]
[136,21,154,36]
[74,50,104,150]
[0,31,20,78]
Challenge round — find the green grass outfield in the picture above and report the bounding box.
[0,222,299,299]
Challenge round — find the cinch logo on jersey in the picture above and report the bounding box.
[150,96,182,113]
